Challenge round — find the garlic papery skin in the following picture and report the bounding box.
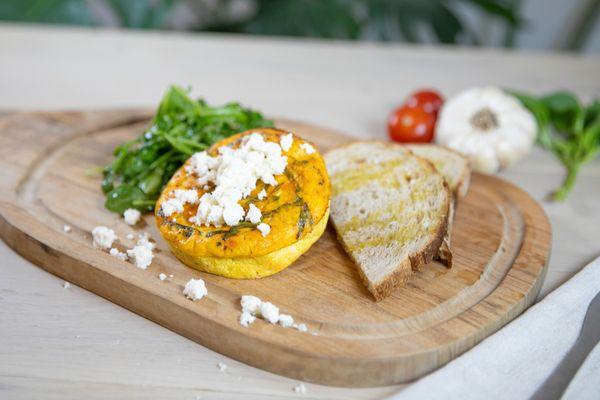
[435,87,537,174]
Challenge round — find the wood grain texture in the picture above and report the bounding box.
[0,110,551,387]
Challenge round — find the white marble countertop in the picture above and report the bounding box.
[0,23,599,400]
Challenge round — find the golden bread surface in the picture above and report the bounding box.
[325,141,450,300]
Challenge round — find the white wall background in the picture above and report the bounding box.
[516,0,599,52]
[458,0,600,53]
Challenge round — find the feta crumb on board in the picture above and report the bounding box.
[257,223,270,237]
[241,295,262,314]
[217,362,227,372]
[300,142,316,155]
[158,273,167,281]
[293,383,307,394]
[239,311,256,327]
[123,208,141,226]
[125,233,156,269]
[92,226,155,271]
[63,281,70,289]
[92,226,117,250]
[183,279,207,301]
[278,314,294,328]
[259,302,279,324]
[109,247,128,261]
[239,295,309,333]
[63,225,72,233]
[126,233,135,240]
[136,232,155,250]
[127,245,153,270]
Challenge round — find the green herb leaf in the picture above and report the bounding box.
[512,90,599,201]
[105,185,149,213]
[541,91,584,134]
[100,85,273,214]
[585,100,600,126]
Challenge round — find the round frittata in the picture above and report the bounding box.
[155,128,330,278]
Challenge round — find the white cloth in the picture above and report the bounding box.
[392,257,600,400]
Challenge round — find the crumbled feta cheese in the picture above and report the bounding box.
[160,189,198,217]
[161,198,184,217]
[92,226,117,250]
[278,314,294,328]
[123,208,141,226]
[63,225,72,233]
[217,362,227,372]
[300,142,316,155]
[169,274,174,278]
[239,311,256,327]
[63,281,70,289]
[160,189,199,217]
[239,296,305,331]
[259,302,279,324]
[241,295,262,314]
[186,151,219,181]
[126,233,135,240]
[136,233,155,251]
[222,203,245,226]
[293,383,307,394]
[174,189,198,204]
[280,133,294,152]
[257,223,271,237]
[257,189,267,200]
[109,247,128,261]
[183,279,207,301]
[187,133,287,228]
[158,273,167,281]
[245,203,262,224]
[127,245,153,270]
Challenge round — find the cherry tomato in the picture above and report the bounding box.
[387,105,436,143]
[405,89,444,115]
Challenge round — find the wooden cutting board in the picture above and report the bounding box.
[0,109,551,387]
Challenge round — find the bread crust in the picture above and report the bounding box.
[404,144,472,268]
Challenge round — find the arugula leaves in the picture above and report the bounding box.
[511,90,600,201]
[102,86,273,213]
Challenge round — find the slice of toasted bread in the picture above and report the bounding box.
[406,144,471,199]
[325,142,451,301]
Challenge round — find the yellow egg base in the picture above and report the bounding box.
[168,208,329,279]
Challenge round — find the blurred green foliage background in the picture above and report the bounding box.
[0,0,595,50]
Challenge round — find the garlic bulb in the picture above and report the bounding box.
[435,87,537,173]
